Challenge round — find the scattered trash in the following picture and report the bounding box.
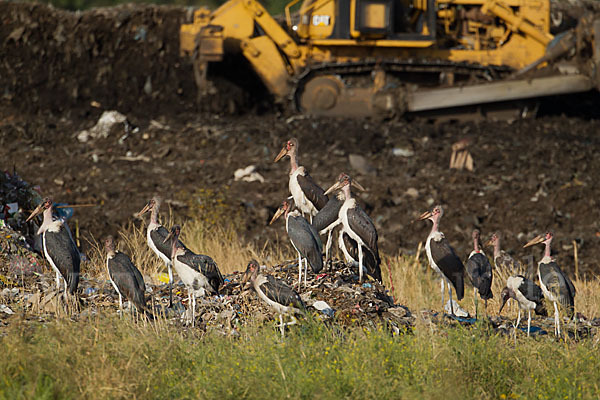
[392,147,414,157]
[234,165,265,183]
[0,305,14,315]
[312,300,335,317]
[77,111,129,143]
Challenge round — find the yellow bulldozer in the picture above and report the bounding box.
[180,0,600,118]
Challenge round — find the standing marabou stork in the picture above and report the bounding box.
[137,196,186,307]
[465,229,493,318]
[311,191,344,262]
[164,225,223,326]
[524,231,576,337]
[324,173,381,282]
[416,205,465,315]
[104,236,152,318]
[499,275,547,336]
[270,199,323,287]
[485,232,521,275]
[26,197,80,296]
[242,259,306,338]
[274,138,328,222]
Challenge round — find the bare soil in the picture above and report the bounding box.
[2,2,600,276]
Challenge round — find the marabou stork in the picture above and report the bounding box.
[164,225,223,326]
[104,236,152,318]
[26,197,80,295]
[499,275,547,336]
[242,259,306,338]
[416,205,465,315]
[324,173,381,282]
[270,199,323,287]
[465,229,493,317]
[274,138,328,222]
[137,196,186,307]
[311,191,344,262]
[524,231,576,337]
[485,232,521,275]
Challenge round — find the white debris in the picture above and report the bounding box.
[312,300,335,317]
[234,165,265,183]
[77,111,129,142]
[392,147,414,157]
[445,299,469,318]
[0,304,14,315]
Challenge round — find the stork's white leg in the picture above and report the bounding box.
[553,301,560,337]
[285,315,298,327]
[279,314,285,338]
[448,284,454,316]
[118,293,123,311]
[358,245,364,282]
[515,309,522,333]
[325,229,332,261]
[55,271,61,291]
[192,293,197,328]
[527,310,532,337]
[297,252,302,288]
[440,280,445,312]
[304,258,308,287]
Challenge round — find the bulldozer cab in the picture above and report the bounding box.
[289,0,436,42]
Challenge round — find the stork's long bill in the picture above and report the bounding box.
[523,232,553,257]
[274,138,299,172]
[26,198,53,222]
[498,287,513,313]
[323,173,365,196]
[269,201,290,225]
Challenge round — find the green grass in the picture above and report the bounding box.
[0,316,599,399]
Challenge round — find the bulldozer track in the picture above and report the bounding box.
[291,59,514,111]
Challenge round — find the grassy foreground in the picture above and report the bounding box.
[0,316,599,399]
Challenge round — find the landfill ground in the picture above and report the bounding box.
[2,2,600,334]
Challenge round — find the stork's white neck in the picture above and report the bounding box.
[38,207,62,234]
[289,151,299,173]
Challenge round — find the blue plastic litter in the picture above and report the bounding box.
[446,314,477,324]
[53,203,74,220]
[84,287,96,295]
[362,283,372,288]
[518,325,547,335]
[224,278,231,283]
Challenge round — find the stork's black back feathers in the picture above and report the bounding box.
[150,225,187,260]
[430,236,465,300]
[312,196,343,232]
[43,227,80,294]
[260,275,306,311]
[539,261,575,317]
[516,275,547,316]
[288,214,323,273]
[297,172,328,210]
[176,250,224,293]
[108,252,149,314]
[466,253,493,300]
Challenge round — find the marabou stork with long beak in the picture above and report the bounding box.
[270,199,323,287]
[242,259,306,338]
[465,229,493,318]
[523,231,576,337]
[499,275,547,337]
[104,236,153,318]
[274,138,328,222]
[164,225,223,326]
[324,173,381,283]
[416,205,464,316]
[485,232,521,275]
[26,197,80,295]
[137,196,186,307]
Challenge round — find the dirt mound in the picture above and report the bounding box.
[1,2,198,116]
